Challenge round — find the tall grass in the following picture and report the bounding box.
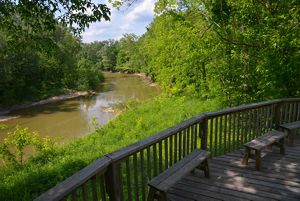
[0,96,220,201]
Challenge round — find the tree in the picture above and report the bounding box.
[116,33,140,72]
[204,0,300,104]
[0,0,111,35]
[113,0,300,105]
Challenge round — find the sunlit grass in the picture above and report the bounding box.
[0,96,220,201]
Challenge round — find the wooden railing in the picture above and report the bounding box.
[35,98,300,201]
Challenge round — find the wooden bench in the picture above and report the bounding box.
[147,149,210,201]
[280,121,300,146]
[242,130,287,170]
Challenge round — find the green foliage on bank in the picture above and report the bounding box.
[87,0,300,106]
[0,26,104,106]
[0,126,56,167]
[0,96,220,201]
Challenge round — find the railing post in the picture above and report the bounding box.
[273,101,283,130]
[105,161,122,201]
[200,117,208,150]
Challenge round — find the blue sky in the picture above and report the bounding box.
[81,0,155,43]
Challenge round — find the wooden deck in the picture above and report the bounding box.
[168,136,300,201]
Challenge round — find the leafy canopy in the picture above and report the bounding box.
[0,0,111,35]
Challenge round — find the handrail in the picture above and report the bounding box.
[205,99,282,117]
[106,115,206,162]
[35,157,111,201]
[34,98,300,201]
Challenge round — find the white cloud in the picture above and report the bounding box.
[81,0,155,42]
[121,0,155,32]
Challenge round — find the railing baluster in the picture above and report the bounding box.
[158,141,163,173]
[288,103,292,122]
[82,183,88,201]
[190,125,194,152]
[256,109,260,137]
[146,147,151,179]
[237,112,241,148]
[258,108,262,136]
[120,164,124,201]
[246,111,250,143]
[266,107,271,130]
[187,127,190,155]
[284,103,289,123]
[153,144,157,176]
[214,117,218,156]
[140,150,146,201]
[264,107,268,132]
[223,115,227,154]
[241,112,245,146]
[209,118,213,156]
[279,103,283,124]
[193,124,197,150]
[293,103,297,121]
[71,191,77,201]
[232,113,236,151]
[219,116,223,156]
[126,158,132,201]
[297,103,300,121]
[169,135,173,167]
[248,111,252,142]
[270,105,274,128]
[260,108,264,136]
[183,129,186,157]
[227,114,231,153]
[92,176,98,201]
[164,139,168,170]
[133,154,139,201]
[174,133,178,163]
[100,176,106,201]
[179,131,182,160]
[244,111,251,144]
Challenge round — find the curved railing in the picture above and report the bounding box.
[35,98,300,201]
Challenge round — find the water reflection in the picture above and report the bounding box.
[0,72,160,142]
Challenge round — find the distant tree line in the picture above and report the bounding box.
[1,0,299,107]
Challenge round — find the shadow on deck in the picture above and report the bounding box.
[168,136,300,201]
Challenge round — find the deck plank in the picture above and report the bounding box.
[167,136,300,201]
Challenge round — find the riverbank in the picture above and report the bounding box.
[0,91,94,122]
[134,72,158,87]
[110,70,158,87]
[0,96,220,201]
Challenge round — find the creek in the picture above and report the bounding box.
[0,72,160,143]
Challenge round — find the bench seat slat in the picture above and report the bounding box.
[280,121,300,130]
[244,130,287,151]
[148,149,210,192]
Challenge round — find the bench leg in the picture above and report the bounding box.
[147,188,156,201]
[255,150,261,171]
[161,193,168,201]
[279,138,285,154]
[242,147,251,165]
[203,159,210,178]
[287,130,294,146]
[197,159,210,178]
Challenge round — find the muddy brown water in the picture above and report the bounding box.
[0,72,160,143]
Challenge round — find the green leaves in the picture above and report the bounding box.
[0,126,56,166]
[0,0,111,36]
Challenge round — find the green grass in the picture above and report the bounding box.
[0,96,221,201]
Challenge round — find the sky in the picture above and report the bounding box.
[81,0,156,43]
